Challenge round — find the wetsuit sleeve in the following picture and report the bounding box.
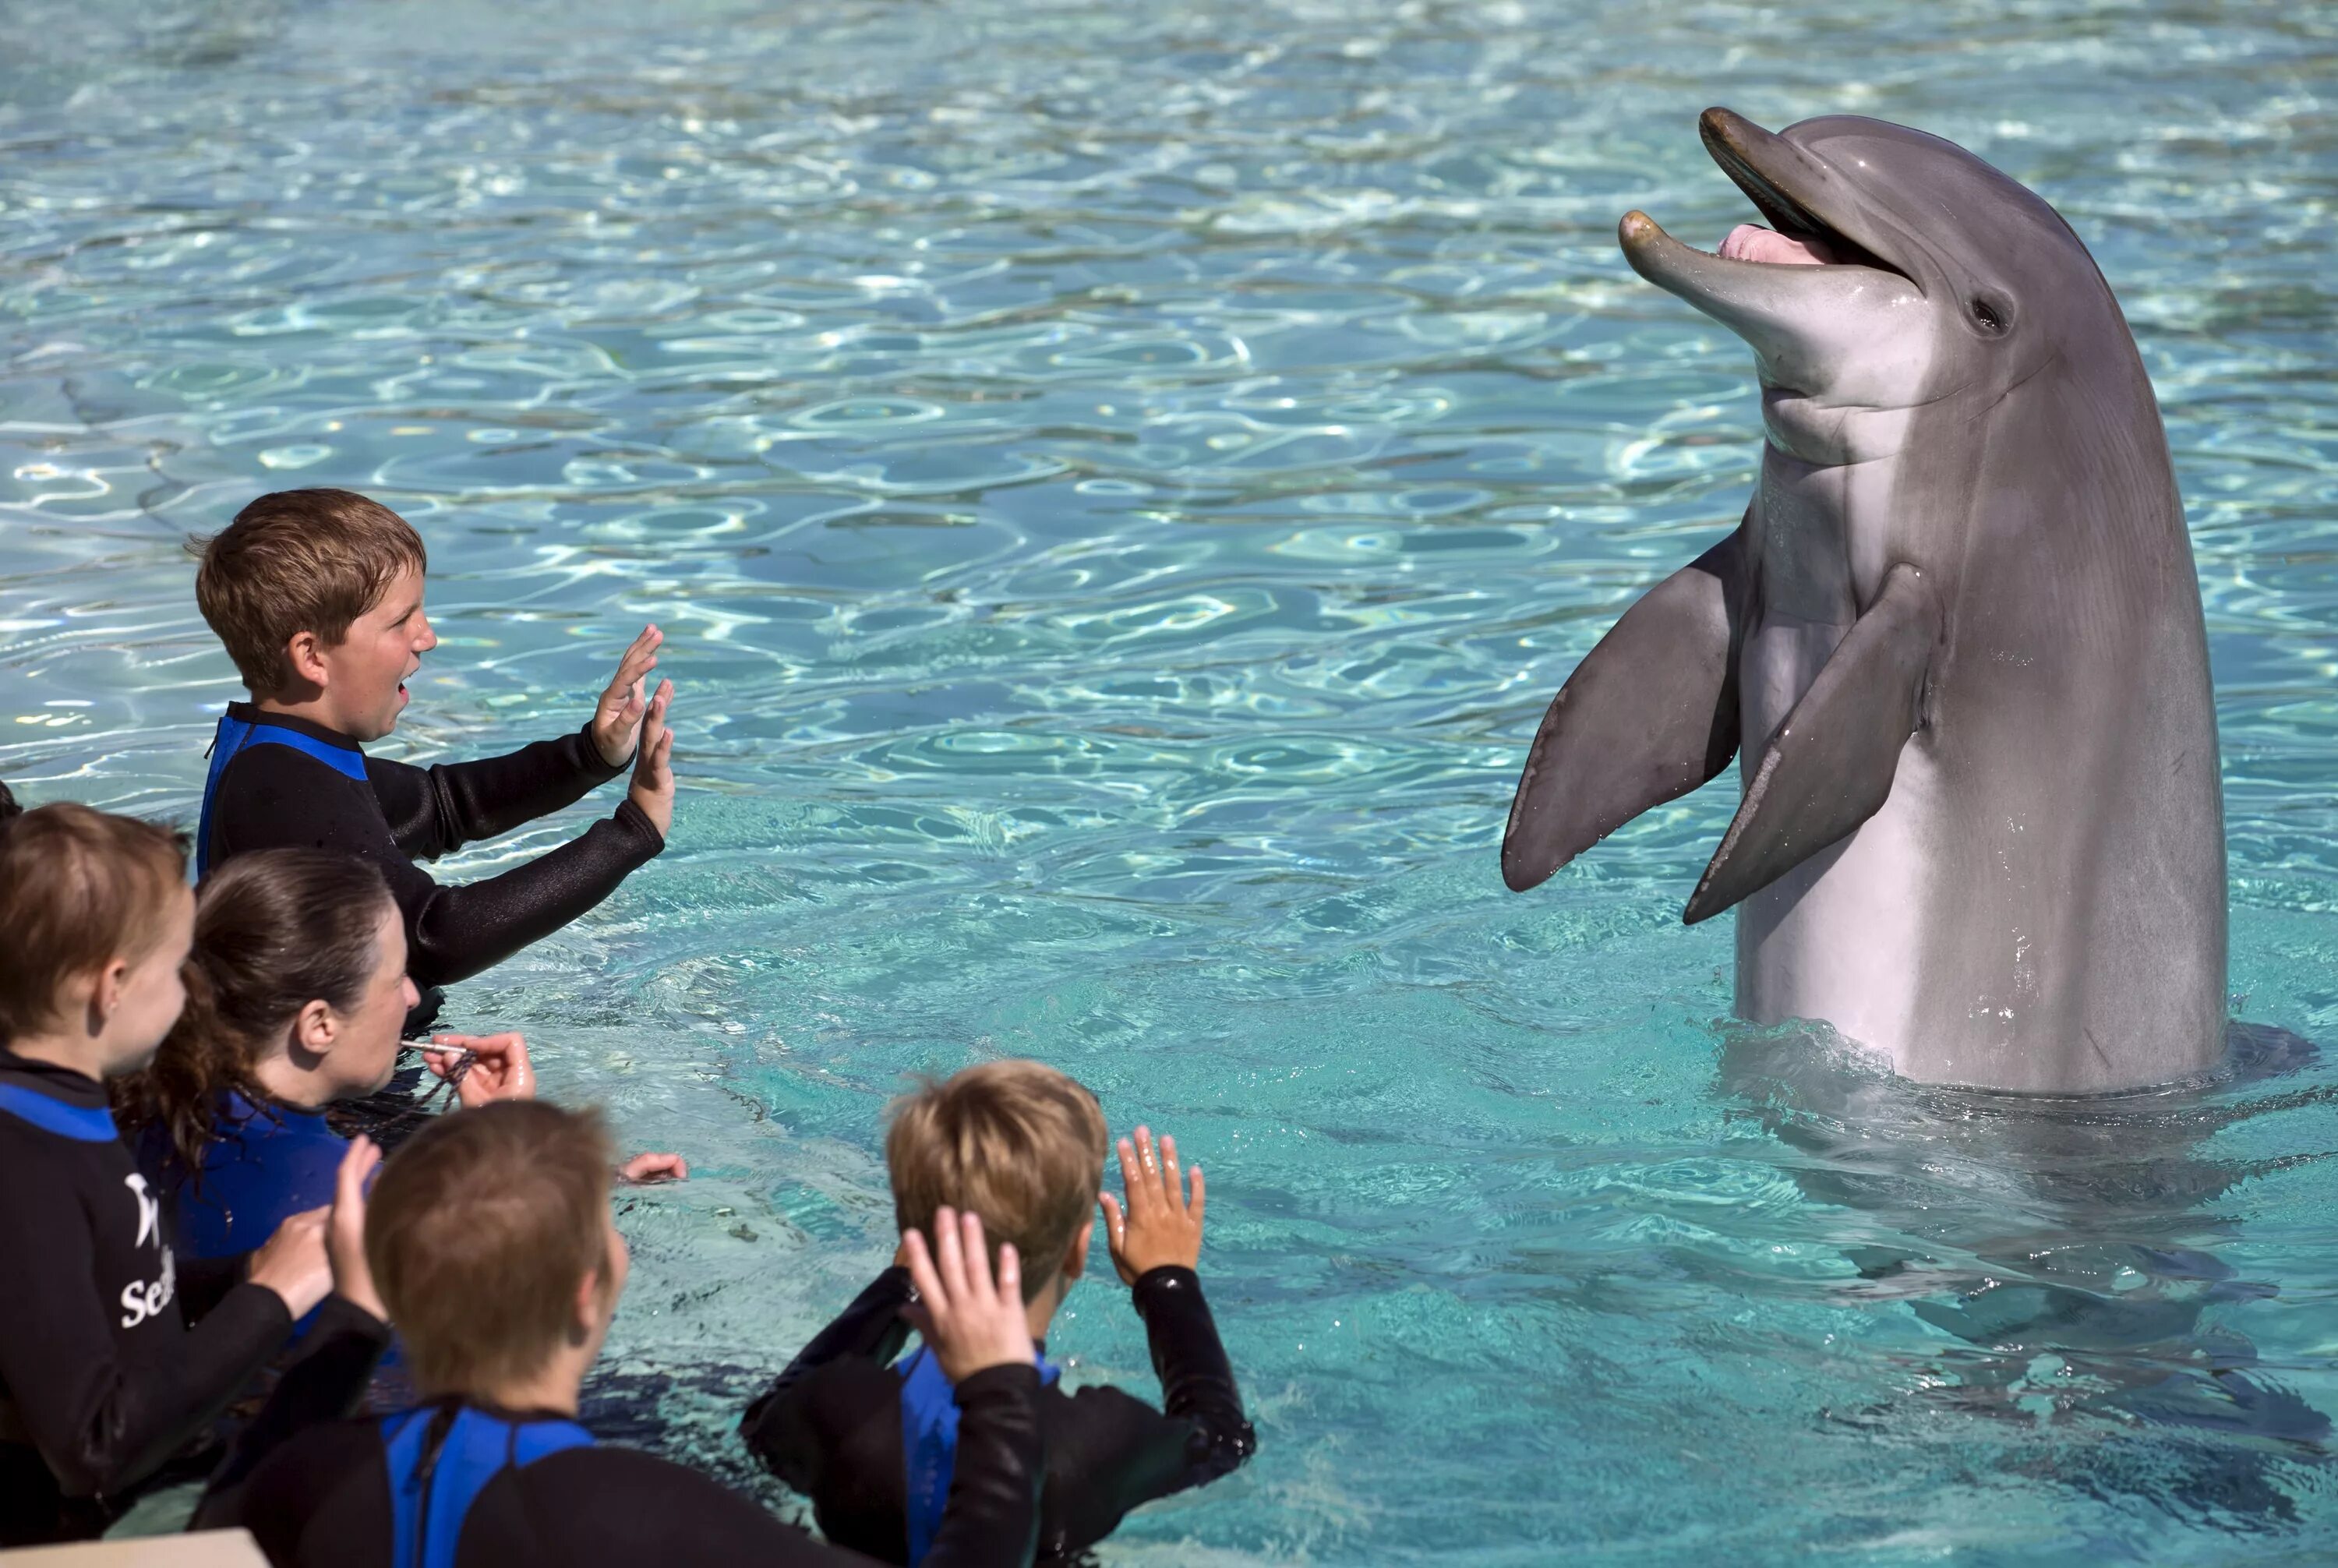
[0,1185,290,1500]
[923,1362,1044,1568]
[231,1419,387,1566]
[740,1264,914,1480]
[214,743,663,989]
[190,1295,393,1531]
[368,722,627,860]
[176,1252,248,1323]
[1130,1265,1256,1487]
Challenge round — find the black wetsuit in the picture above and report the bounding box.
[218,1368,1047,1568]
[199,703,661,994]
[0,1046,295,1543]
[743,1266,1256,1566]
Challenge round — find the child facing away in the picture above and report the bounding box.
[742,1060,1256,1566]
[114,847,685,1282]
[191,487,676,1028]
[0,804,385,1545]
[207,1100,1051,1568]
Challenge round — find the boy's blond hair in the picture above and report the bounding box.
[366,1100,614,1397]
[189,488,426,697]
[886,1059,1108,1303]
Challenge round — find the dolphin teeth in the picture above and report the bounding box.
[1719,224,1838,267]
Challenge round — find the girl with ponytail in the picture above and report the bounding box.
[117,850,549,1267]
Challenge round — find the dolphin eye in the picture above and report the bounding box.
[1969,297,2008,335]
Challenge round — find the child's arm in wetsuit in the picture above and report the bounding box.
[1084,1127,1256,1505]
[0,1167,291,1501]
[189,1294,392,1530]
[369,722,629,857]
[1128,1263,1254,1486]
[738,1263,916,1490]
[210,697,670,988]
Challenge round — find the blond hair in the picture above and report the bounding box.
[0,804,185,1038]
[190,488,426,696]
[366,1100,614,1397]
[885,1059,1107,1301]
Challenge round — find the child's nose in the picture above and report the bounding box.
[414,613,439,652]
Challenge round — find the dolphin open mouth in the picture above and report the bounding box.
[1691,108,1910,284]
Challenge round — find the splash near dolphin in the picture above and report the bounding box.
[1503,109,2225,1093]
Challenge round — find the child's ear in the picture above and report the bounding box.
[1062,1219,1095,1283]
[284,630,329,690]
[88,957,129,1029]
[570,1266,603,1344]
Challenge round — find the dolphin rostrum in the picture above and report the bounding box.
[1503,109,2225,1093]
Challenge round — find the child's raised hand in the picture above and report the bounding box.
[592,625,665,768]
[626,679,676,839]
[617,1151,688,1184]
[330,1135,387,1321]
[1100,1125,1204,1286]
[424,1032,535,1107]
[899,1207,1034,1383]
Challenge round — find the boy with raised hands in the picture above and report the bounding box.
[0,804,387,1545]
[190,488,675,1029]
[216,1100,1047,1568]
[743,1060,1256,1566]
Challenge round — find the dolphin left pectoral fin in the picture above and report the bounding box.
[1502,528,1747,893]
[1683,563,1939,924]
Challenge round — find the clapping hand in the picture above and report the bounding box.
[330,1135,387,1321]
[899,1207,1035,1383]
[626,679,675,839]
[1099,1125,1204,1286]
[592,626,666,769]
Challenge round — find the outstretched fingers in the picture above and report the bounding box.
[606,626,663,696]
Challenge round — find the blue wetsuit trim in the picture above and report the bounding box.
[0,1082,118,1142]
[382,1404,595,1568]
[898,1344,1058,1566]
[197,713,369,879]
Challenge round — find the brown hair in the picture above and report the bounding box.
[885,1058,1108,1302]
[0,778,19,825]
[0,804,185,1040]
[115,850,396,1174]
[367,1100,615,1397]
[189,489,426,696]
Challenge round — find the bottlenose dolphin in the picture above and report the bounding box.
[1503,109,2225,1093]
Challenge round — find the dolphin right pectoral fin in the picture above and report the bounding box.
[1683,563,1938,924]
[1502,528,1746,892]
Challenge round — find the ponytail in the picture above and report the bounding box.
[115,849,396,1176]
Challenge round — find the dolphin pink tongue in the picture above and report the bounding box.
[1720,224,1838,266]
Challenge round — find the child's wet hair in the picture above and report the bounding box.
[115,849,397,1177]
[189,488,426,697]
[0,803,185,1038]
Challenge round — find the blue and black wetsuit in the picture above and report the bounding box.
[157,1090,348,1264]
[198,704,662,998]
[217,1375,1047,1568]
[743,1266,1256,1567]
[0,1047,387,1545]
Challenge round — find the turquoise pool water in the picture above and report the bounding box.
[5,0,2338,1559]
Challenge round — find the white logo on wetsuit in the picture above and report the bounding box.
[118,1173,176,1328]
[125,1172,160,1249]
